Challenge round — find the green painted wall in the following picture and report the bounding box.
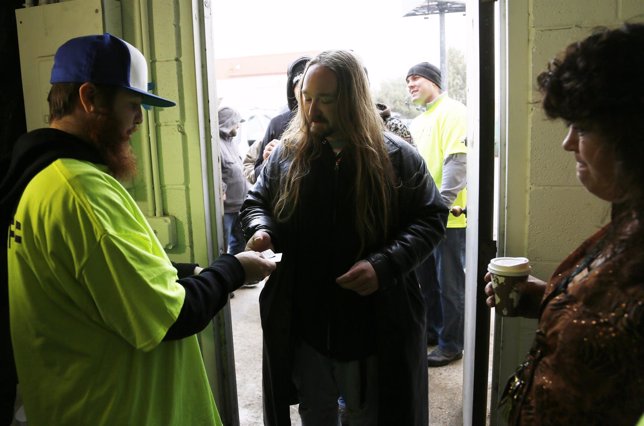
[120,0,220,267]
[118,1,234,421]
[494,1,644,423]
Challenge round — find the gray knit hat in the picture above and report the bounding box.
[406,62,442,89]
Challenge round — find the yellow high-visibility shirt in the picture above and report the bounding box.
[410,94,467,228]
[8,158,221,426]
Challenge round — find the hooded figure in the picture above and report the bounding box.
[250,56,310,180]
[285,56,310,112]
[218,106,248,255]
[218,106,243,140]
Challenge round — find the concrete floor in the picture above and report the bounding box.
[8,280,466,426]
[230,282,464,426]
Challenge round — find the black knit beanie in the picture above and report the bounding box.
[406,62,442,89]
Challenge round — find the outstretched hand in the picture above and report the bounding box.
[336,260,379,296]
[246,230,273,252]
[235,251,276,284]
[483,272,547,318]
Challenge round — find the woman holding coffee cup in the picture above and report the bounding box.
[484,24,644,425]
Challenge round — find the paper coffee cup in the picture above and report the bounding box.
[488,257,531,316]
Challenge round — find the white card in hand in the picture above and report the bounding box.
[261,249,282,262]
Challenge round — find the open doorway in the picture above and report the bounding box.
[205,1,497,424]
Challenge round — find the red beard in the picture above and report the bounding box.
[87,110,137,181]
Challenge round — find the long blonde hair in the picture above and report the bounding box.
[275,50,396,252]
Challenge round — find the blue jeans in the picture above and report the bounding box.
[223,212,245,255]
[416,253,442,341]
[435,228,466,354]
[292,341,378,426]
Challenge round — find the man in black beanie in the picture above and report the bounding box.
[407,62,442,89]
[407,61,468,367]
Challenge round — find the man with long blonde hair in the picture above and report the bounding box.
[241,50,448,425]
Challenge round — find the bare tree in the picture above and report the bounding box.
[447,47,466,105]
[373,79,422,121]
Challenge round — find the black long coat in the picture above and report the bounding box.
[240,133,448,425]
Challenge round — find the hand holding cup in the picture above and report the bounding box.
[487,257,531,316]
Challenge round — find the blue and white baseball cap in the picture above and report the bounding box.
[50,33,175,108]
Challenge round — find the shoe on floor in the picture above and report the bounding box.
[427,347,463,367]
[427,334,438,346]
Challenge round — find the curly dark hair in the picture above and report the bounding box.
[537,23,644,206]
[538,23,644,280]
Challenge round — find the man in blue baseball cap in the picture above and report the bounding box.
[0,33,275,425]
[50,32,175,107]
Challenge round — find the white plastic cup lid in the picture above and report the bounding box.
[488,257,531,276]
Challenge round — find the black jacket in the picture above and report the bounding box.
[241,133,448,425]
[253,110,295,180]
[253,56,310,180]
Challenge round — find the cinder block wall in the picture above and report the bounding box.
[118,2,234,419]
[120,0,215,266]
[525,1,635,276]
[506,0,642,295]
[495,0,644,420]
